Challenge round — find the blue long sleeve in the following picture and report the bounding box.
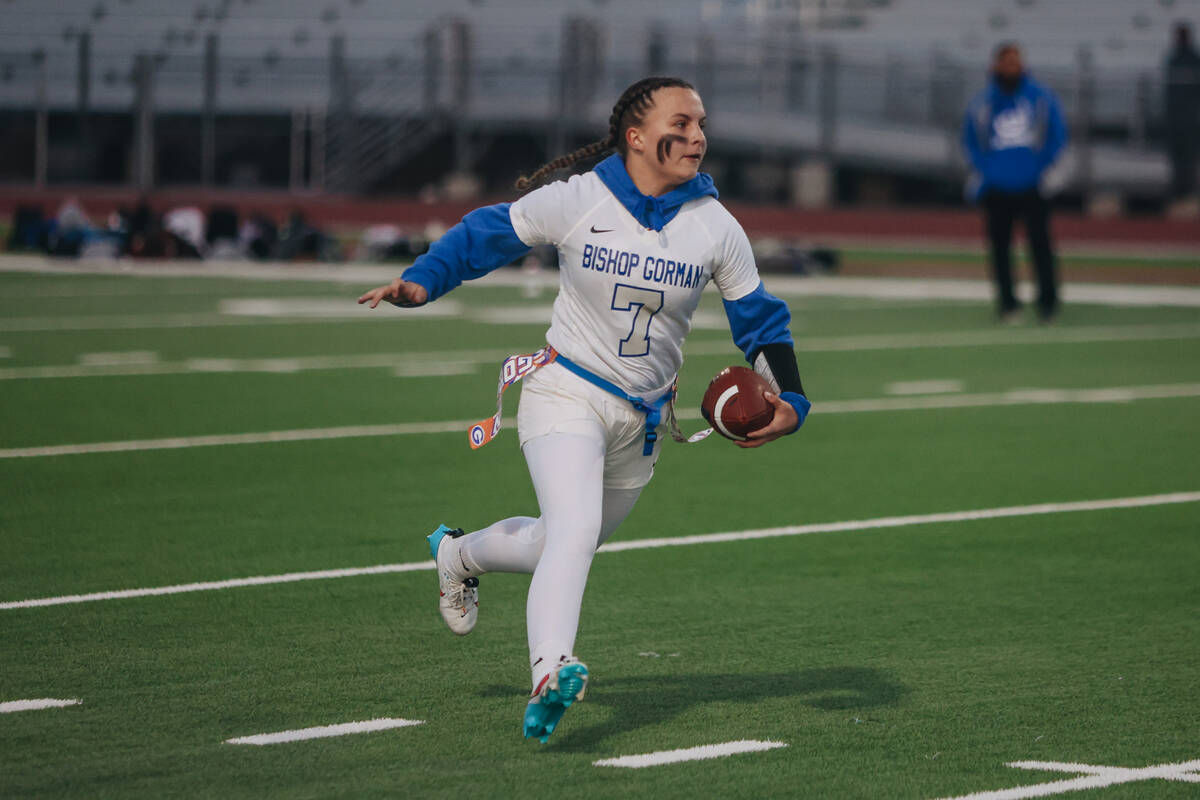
[722,281,793,359]
[962,107,986,172]
[1037,97,1068,172]
[401,203,532,303]
[722,282,810,431]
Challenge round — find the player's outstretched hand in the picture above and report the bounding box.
[736,392,799,449]
[357,279,428,309]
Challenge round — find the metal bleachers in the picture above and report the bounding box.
[0,0,1194,196]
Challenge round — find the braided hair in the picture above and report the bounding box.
[514,76,695,192]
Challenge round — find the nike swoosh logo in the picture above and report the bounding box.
[590,225,613,234]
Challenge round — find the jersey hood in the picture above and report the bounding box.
[593,153,719,232]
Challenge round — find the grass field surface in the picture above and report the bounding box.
[2,260,1198,799]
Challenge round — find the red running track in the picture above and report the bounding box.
[1,186,1197,247]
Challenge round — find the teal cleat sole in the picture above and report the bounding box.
[523,661,588,743]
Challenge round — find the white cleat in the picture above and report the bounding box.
[427,524,478,636]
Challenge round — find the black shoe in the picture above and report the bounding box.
[1037,306,1059,325]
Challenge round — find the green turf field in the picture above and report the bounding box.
[2,263,1198,799]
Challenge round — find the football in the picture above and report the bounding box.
[700,366,775,441]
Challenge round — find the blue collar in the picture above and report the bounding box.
[593,153,719,232]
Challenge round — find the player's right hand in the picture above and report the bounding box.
[736,392,799,449]
[357,278,428,309]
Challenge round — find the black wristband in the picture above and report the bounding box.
[752,342,806,398]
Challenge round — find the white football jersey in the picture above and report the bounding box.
[509,172,761,399]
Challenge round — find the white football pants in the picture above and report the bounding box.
[457,432,641,689]
[455,361,661,690]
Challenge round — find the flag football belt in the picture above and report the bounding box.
[468,346,711,455]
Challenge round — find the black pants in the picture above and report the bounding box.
[1167,132,1197,198]
[983,189,1059,317]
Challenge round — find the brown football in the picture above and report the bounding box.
[701,366,775,441]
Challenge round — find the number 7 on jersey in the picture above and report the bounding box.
[610,283,665,358]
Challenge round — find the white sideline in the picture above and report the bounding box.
[78,351,159,366]
[224,718,424,746]
[0,698,81,713]
[0,561,437,609]
[0,300,462,332]
[793,276,1200,307]
[886,379,964,395]
[2,382,1198,459]
[933,758,1200,800]
[2,491,1197,611]
[4,322,1200,381]
[0,421,469,458]
[597,492,1200,553]
[787,322,1200,352]
[3,256,1200,306]
[592,740,788,768]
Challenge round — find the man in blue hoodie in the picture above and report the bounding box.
[963,43,1068,322]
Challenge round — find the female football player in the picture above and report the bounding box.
[358,76,810,742]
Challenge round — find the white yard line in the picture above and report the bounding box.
[1,562,437,610]
[0,282,312,298]
[0,279,955,311]
[0,313,352,333]
[390,363,477,377]
[0,347,519,380]
[2,382,1197,460]
[78,351,159,366]
[224,718,424,746]
[785,276,1200,307]
[3,323,1200,381]
[3,255,1200,305]
[5,300,1200,335]
[0,420,470,459]
[3,491,1196,611]
[0,300,462,332]
[813,383,1200,413]
[597,492,1200,554]
[216,298,462,319]
[933,758,1200,800]
[0,255,407,284]
[823,235,1200,259]
[0,698,81,713]
[886,379,964,395]
[592,740,788,768]
[785,322,1200,352]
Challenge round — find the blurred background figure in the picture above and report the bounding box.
[963,43,1068,323]
[47,196,91,257]
[1165,22,1200,217]
[163,205,206,257]
[276,210,340,262]
[7,205,48,253]
[239,213,279,261]
[204,205,242,260]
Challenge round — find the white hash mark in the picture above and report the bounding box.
[0,698,81,713]
[593,740,787,768]
[931,758,1200,800]
[224,718,424,745]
